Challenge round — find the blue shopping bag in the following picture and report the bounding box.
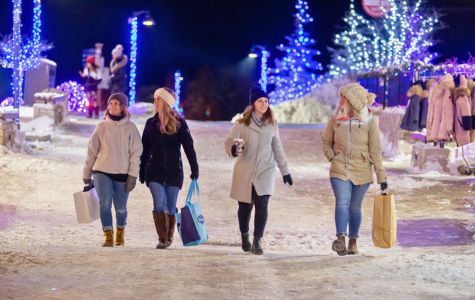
[176,180,208,246]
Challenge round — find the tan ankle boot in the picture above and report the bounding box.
[115,228,125,246]
[348,238,358,255]
[332,235,347,256]
[102,230,114,247]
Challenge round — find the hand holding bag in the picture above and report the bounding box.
[372,192,397,248]
[73,184,100,223]
[176,180,208,246]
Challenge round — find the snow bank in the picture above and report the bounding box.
[271,78,351,124]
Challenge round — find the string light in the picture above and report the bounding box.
[267,0,323,103]
[1,0,43,114]
[329,0,439,78]
[0,97,14,107]
[174,70,184,114]
[259,49,269,92]
[56,81,88,113]
[128,17,138,105]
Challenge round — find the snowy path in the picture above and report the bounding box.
[1,117,475,299]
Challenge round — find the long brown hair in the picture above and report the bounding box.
[157,88,181,135]
[238,104,276,126]
[104,103,129,119]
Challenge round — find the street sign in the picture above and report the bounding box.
[362,0,392,18]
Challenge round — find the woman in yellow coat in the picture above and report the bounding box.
[322,83,387,256]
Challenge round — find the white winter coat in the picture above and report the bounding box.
[83,115,143,179]
[224,118,290,203]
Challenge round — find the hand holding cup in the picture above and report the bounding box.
[233,138,245,156]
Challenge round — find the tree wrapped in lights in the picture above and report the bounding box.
[267,0,323,103]
[0,0,52,110]
[329,0,439,78]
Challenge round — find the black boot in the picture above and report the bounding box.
[251,236,263,255]
[241,232,251,252]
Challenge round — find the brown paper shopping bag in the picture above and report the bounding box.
[372,193,397,248]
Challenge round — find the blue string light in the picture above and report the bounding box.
[128,17,138,105]
[174,70,184,114]
[4,0,43,112]
[259,50,269,92]
[57,81,88,113]
[267,0,323,103]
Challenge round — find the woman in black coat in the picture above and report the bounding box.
[139,87,199,249]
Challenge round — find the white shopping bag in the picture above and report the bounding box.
[73,186,100,223]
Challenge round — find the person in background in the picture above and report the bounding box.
[224,86,293,255]
[139,87,199,249]
[83,93,142,247]
[322,82,387,256]
[79,55,102,118]
[110,44,128,94]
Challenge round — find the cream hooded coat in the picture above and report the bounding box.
[224,118,290,203]
[83,115,143,180]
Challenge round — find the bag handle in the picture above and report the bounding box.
[186,179,200,204]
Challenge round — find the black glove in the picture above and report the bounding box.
[83,178,93,185]
[190,171,199,180]
[380,182,388,191]
[126,175,137,192]
[139,172,145,184]
[231,144,238,157]
[283,174,293,186]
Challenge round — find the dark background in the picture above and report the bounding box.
[0,0,474,119]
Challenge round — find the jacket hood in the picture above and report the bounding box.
[453,87,471,101]
[407,85,423,98]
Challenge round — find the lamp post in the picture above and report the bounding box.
[128,10,156,105]
[249,45,270,92]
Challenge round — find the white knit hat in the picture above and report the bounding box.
[339,83,376,112]
[154,88,176,108]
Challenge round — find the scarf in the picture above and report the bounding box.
[251,111,266,128]
[109,114,125,121]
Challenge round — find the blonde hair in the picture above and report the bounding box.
[156,87,181,135]
[238,104,276,126]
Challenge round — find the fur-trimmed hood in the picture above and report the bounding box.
[432,74,455,98]
[467,78,475,92]
[407,85,423,98]
[453,87,471,101]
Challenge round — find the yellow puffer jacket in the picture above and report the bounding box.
[322,115,387,185]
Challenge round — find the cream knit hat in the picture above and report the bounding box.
[339,83,376,112]
[154,88,176,108]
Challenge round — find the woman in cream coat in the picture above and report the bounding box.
[83,93,142,247]
[322,83,387,256]
[224,87,293,255]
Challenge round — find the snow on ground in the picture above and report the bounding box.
[1,114,475,299]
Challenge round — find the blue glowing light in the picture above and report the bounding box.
[128,17,138,105]
[174,70,184,114]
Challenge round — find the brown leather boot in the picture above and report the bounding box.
[153,211,169,249]
[102,230,114,247]
[167,214,176,247]
[348,238,358,255]
[332,235,347,256]
[115,228,125,247]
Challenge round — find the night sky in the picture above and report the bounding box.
[1,0,474,102]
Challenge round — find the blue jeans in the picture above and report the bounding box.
[93,173,129,231]
[330,177,370,239]
[149,182,180,214]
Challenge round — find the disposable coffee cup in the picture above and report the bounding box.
[233,138,245,154]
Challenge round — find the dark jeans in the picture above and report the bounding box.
[238,186,270,238]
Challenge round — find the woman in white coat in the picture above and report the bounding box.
[224,87,293,255]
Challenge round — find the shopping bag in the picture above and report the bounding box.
[176,180,208,246]
[73,184,100,223]
[372,192,397,248]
